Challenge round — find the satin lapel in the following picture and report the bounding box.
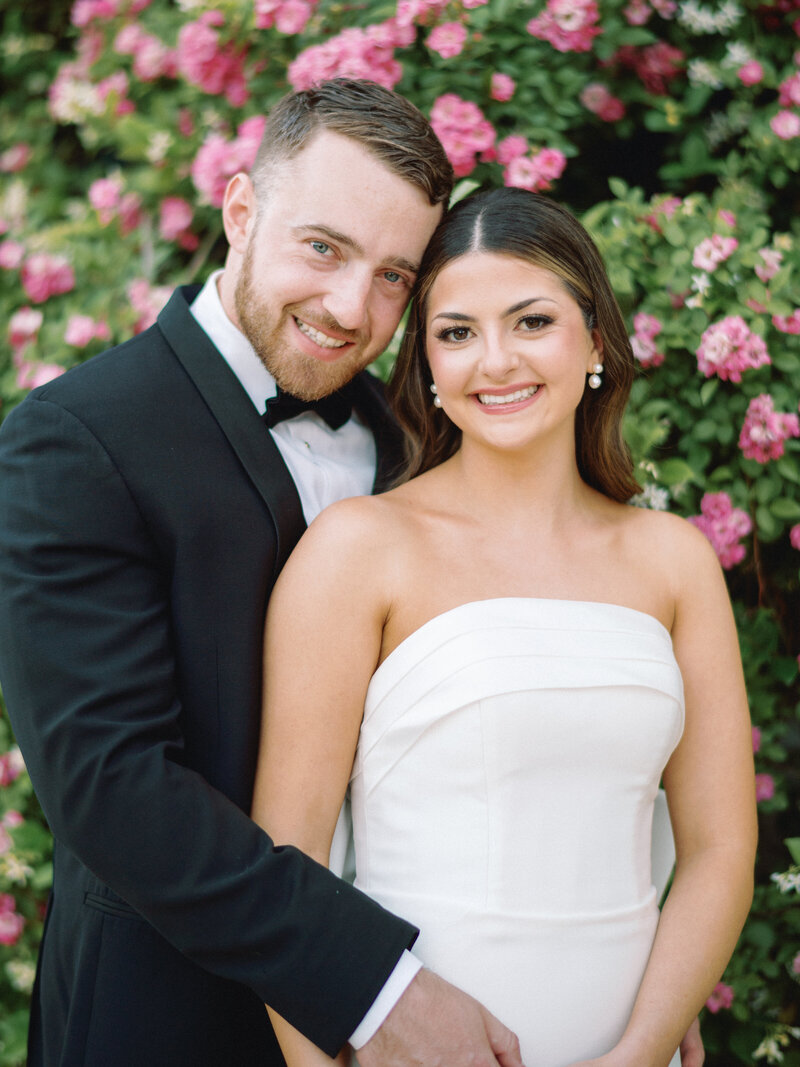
[351,371,405,493]
[157,287,306,580]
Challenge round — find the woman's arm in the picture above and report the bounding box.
[576,518,757,1067]
[252,497,394,1067]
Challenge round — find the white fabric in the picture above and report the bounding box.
[189,272,376,524]
[350,598,685,1067]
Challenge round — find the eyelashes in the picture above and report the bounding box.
[433,315,554,344]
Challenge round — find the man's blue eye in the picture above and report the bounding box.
[311,241,330,255]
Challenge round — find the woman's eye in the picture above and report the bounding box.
[440,326,471,342]
[310,241,331,255]
[518,315,549,331]
[384,270,402,284]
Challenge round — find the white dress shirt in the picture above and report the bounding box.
[189,273,421,1048]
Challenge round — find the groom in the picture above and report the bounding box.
[0,80,524,1066]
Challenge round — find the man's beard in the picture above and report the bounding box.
[234,239,368,401]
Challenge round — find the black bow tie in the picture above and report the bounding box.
[263,385,353,430]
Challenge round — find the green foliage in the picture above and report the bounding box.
[1,0,799,1063]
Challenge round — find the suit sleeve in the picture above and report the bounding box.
[0,395,417,1055]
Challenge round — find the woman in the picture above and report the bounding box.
[252,188,757,1066]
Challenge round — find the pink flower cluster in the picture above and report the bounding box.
[288,21,409,91]
[490,73,516,101]
[705,982,734,1013]
[752,725,761,752]
[114,23,177,81]
[0,811,23,858]
[630,312,665,367]
[504,147,567,191]
[692,234,738,271]
[610,42,684,94]
[191,115,266,208]
[0,746,24,787]
[159,197,198,251]
[65,315,111,348]
[0,239,25,270]
[623,0,676,24]
[430,93,496,177]
[738,394,800,463]
[0,143,32,173]
[755,247,783,283]
[773,309,800,334]
[88,175,142,233]
[128,278,173,334]
[580,82,626,121]
[71,0,151,27]
[696,316,770,382]
[771,111,800,139]
[737,60,764,86]
[688,492,752,569]
[255,0,318,34]
[21,253,76,304]
[176,11,249,107]
[0,894,25,947]
[8,307,43,352]
[779,71,800,107]
[755,773,775,802]
[427,21,468,58]
[527,0,602,52]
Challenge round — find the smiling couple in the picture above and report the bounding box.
[0,79,753,1067]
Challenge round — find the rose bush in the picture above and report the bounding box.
[1,0,798,1063]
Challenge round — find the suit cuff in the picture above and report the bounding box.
[348,950,423,1050]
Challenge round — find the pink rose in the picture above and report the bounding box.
[755,773,775,802]
[755,247,782,283]
[159,197,194,242]
[580,82,625,121]
[752,726,761,752]
[0,895,25,947]
[772,309,800,334]
[790,525,800,551]
[427,22,468,58]
[64,315,110,348]
[89,175,123,225]
[691,234,738,272]
[696,316,770,382]
[490,73,516,101]
[705,982,734,1013]
[8,306,44,350]
[738,60,764,86]
[0,240,25,270]
[770,110,800,140]
[495,135,529,165]
[688,492,752,569]
[738,394,800,464]
[0,143,32,173]
[16,360,67,391]
[527,0,602,53]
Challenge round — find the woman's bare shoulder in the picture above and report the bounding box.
[619,503,723,587]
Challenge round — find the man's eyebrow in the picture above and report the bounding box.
[291,224,420,274]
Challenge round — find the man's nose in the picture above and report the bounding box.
[322,267,371,332]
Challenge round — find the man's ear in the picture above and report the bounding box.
[222,173,256,255]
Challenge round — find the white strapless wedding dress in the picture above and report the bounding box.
[350,599,684,1067]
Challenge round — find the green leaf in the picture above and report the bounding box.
[756,505,777,537]
[770,498,800,520]
[699,379,719,406]
[658,458,696,486]
[786,838,800,865]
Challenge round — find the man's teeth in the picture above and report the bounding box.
[296,319,347,349]
[477,385,539,406]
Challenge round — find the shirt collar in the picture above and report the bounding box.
[189,270,276,414]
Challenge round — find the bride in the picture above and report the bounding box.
[251,187,757,1067]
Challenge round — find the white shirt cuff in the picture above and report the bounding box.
[348,950,423,1050]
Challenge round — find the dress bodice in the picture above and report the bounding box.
[349,598,684,1067]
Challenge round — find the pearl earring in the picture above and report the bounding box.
[430,382,443,408]
[588,363,604,390]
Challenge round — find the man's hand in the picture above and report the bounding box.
[356,968,524,1067]
[679,1016,704,1067]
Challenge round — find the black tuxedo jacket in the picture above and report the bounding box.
[0,287,416,1066]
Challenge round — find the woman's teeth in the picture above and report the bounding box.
[477,385,539,406]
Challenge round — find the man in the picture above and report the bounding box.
[0,80,522,1066]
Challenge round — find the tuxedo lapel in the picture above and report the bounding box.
[157,287,306,580]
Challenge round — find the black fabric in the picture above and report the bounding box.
[0,286,412,1066]
[264,384,354,430]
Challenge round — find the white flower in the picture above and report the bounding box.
[691,271,712,294]
[631,484,670,510]
[770,868,800,893]
[724,41,752,65]
[5,959,36,994]
[688,59,723,88]
[146,131,173,165]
